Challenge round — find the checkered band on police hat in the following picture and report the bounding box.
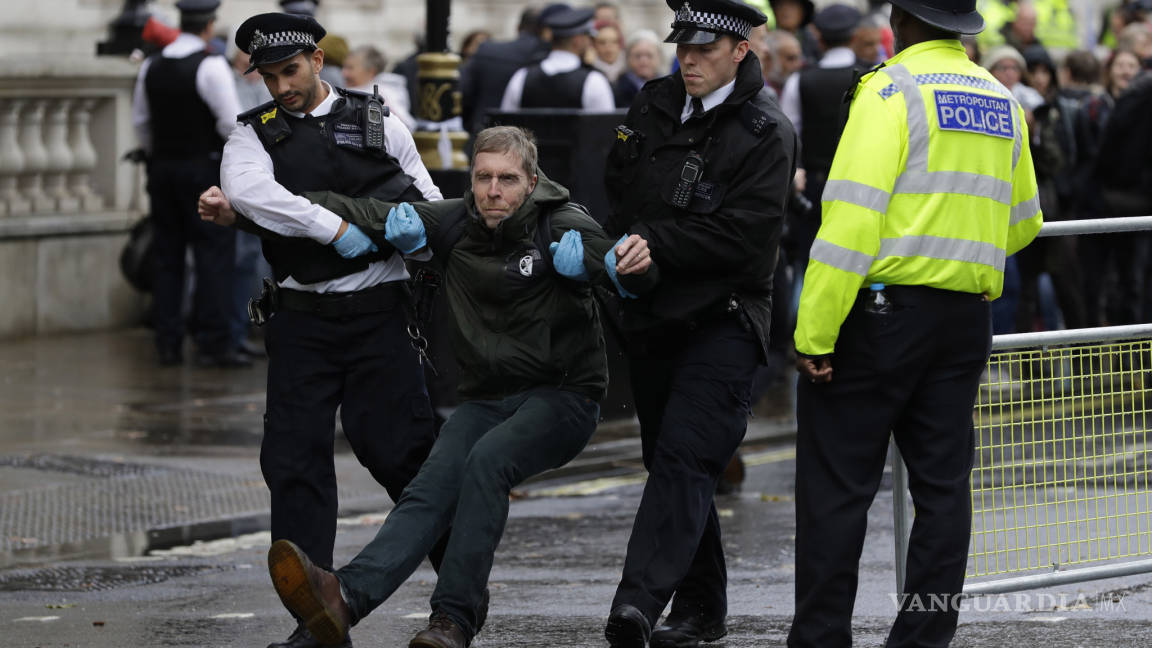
[249,29,317,56]
[672,1,754,40]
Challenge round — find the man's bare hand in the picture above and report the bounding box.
[615,234,652,275]
[793,168,807,194]
[198,186,236,227]
[796,355,833,384]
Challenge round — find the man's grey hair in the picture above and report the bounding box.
[473,126,538,177]
[626,28,661,53]
[349,45,387,76]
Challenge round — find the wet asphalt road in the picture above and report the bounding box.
[3,442,1151,648]
[2,330,1152,646]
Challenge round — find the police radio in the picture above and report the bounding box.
[671,151,704,209]
[364,85,387,153]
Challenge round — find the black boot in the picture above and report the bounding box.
[650,609,727,648]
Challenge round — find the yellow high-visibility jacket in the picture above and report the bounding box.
[794,39,1043,356]
[977,0,1080,50]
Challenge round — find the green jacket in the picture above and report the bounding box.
[307,172,658,402]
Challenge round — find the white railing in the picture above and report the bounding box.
[891,217,1152,598]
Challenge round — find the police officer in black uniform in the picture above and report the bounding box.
[200,13,448,648]
[601,1,797,646]
[500,6,616,111]
[779,4,869,295]
[132,0,243,367]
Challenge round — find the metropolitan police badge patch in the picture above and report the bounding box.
[933,90,1014,140]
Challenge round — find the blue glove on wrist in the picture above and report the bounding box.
[332,223,379,258]
[385,202,427,254]
[605,234,639,299]
[549,229,590,281]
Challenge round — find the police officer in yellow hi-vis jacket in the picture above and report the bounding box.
[788,0,1043,646]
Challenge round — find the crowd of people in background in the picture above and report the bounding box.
[138,0,1152,367]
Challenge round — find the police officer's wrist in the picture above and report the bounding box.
[332,220,349,243]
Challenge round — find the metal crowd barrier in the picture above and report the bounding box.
[891,216,1152,596]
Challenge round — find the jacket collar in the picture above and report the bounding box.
[886,39,965,67]
[650,51,767,121]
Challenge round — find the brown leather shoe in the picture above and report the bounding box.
[268,539,352,646]
[408,613,469,648]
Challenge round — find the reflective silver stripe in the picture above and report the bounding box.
[884,64,1022,204]
[823,179,892,213]
[886,65,929,173]
[895,171,1013,204]
[1010,193,1042,225]
[878,235,1005,271]
[810,239,875,276]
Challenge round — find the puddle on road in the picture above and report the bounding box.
[118,395,266,447]
[0,515,271,571]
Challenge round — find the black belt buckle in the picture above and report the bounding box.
[248,278,278,326]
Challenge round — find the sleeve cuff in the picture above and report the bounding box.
[312,207,345,245]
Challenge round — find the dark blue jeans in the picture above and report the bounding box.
[336,388,600,639]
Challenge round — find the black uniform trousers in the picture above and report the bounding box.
[613,318,760,625]
[788,286,991,648]
[148,157,235,356]
[260,289,443,571]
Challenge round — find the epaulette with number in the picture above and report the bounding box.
[740,102,775,137]
[238,100,291,146]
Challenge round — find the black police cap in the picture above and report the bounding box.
[236,12,327,74]
[812,4,862,42]
[544,7,597,38]
[175,0,220,18]
[664,0,768,45]
[888,0,984,35]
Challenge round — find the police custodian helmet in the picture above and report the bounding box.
[664,0,768,45]
[235,12,327,74]
[888,0,985,35]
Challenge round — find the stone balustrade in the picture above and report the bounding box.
[0,56,146,339]
[1,97,107,216]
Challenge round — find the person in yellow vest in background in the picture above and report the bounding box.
[1031,0,1080,49]
[787,0,1043,646]
[978,0,1080,50]
[976,0,1015,48]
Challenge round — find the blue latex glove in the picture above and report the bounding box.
[604,235,639,299]
[549,229,590,281]
[331,223,379,259]
[385,202,427,254]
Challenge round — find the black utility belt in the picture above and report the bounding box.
[278,283,405,317]
[857,284,985,305]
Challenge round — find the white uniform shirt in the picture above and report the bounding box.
[500,50,616,112]
[780,46,857,138]
[132,33,241,153]
[680,78,736,123]
[220,82,442,294]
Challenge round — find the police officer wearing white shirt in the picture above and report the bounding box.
[200,12,445,648]
[500,5,616,111]
[132,0,243,367]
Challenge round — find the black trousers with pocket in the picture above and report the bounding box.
[788,286,991,648]
[260,289,443,572]
[612,318,761,625]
